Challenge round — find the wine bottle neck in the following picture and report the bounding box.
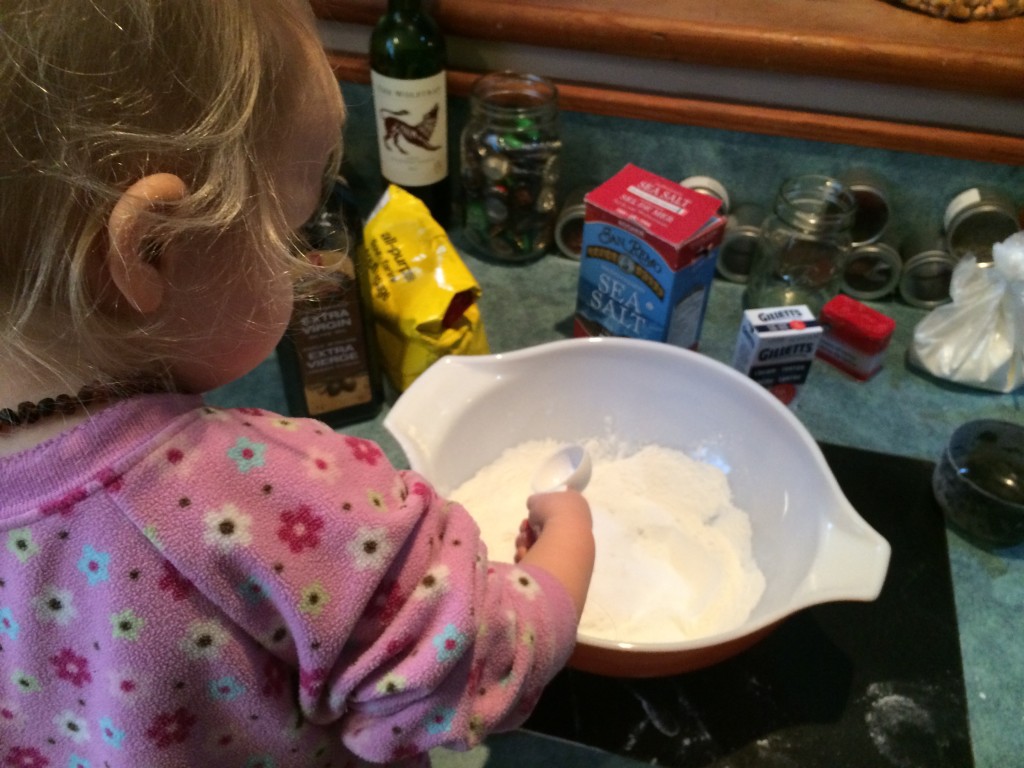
[388,0,424,13]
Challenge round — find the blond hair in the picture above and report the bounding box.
[0,0,340,387]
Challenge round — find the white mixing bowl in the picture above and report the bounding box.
[384,337,890,676]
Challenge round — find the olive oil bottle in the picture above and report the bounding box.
[370,0,451,226]
[277,179,383,428]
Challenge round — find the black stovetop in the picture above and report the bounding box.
[524,443,973,768]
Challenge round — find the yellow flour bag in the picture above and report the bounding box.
[364,185,489,391]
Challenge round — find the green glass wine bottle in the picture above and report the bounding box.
[370,0,451,226]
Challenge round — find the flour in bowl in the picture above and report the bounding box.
[450,438,766,644]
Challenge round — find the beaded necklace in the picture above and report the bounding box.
[0,381,164,434]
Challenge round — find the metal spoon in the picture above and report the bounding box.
[532,444,593,494]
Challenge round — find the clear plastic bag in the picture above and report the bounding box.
[910,232,1024,393]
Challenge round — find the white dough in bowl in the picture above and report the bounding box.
[450,438,766,645]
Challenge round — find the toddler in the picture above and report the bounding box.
[0,2,594,766]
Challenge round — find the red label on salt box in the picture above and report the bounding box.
[583,163,724,266]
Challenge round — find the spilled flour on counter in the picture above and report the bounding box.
[450,438,766,644]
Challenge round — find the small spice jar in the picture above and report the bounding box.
[944,185,1020,263]
[841,239,902,300]
[460,71,562,262]
[716,203,765,283]
[746,175,856,315]
[898,232,959,308]
[679,175,730,215]
[553,186,588,260]
[838,167,892,247]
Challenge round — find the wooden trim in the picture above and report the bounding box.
[328,51,1024,166]
[313,0,1024,100]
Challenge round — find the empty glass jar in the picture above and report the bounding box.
[460,71,561,262]
[746,175,856,315]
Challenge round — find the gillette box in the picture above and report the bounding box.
[732,305,823,407]
[573,164,725,349]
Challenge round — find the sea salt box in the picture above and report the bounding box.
[573,164,725,349]
[732,305,823,406]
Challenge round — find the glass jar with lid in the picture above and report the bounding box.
[746,174,856,315]
[460,71,561,262]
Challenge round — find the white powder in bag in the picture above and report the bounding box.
[450,438,766,644]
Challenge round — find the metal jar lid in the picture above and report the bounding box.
[841,240,902,300]
[943,185,1020,263]
[838,168,892,247]
[898,235,959,309]
[554,187,588,260]
[679,175,730,215]
[716,202,764,283]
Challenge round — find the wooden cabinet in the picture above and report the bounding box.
[313,0,1024,164]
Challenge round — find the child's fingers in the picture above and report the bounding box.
[525,489,590,529]
[514,518,537,562]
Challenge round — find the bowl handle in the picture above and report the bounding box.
[797,516,892,605]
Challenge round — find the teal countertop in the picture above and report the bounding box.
[208,82,1023,767]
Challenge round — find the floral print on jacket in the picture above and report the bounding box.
[0,394,578,767]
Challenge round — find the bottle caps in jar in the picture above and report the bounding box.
[460,71,562,263]
[943,185,1020,263]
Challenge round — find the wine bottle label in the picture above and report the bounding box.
[370,70,448,187]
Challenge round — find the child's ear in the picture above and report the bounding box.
[104,173,188,314]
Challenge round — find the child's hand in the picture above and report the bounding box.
[514,490,595,618]
[514,518,538,562]
[515,490,590,560]
[525,489,592,535]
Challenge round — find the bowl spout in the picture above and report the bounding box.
[796,514,891,605]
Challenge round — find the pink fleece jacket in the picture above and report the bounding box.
[0,394,578,767]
